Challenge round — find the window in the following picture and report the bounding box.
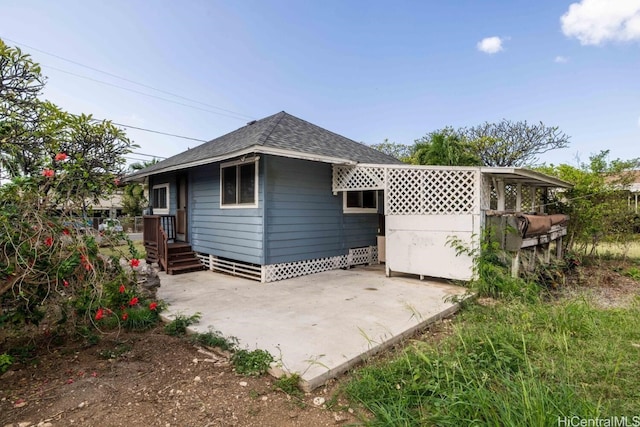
[152,184,169,214]
[221,159,258,207]
[343,190,378,213]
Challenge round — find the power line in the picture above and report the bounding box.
[1,36,255,121]
[91,118,208,143]
[44,64,249,121]
[130,151,166,159]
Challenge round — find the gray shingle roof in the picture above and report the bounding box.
[128,111,402,178]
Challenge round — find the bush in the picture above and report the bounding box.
[232,349,274,376]
[0,163,160,336]
[164,312,202,336]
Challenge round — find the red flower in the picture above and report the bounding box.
[119,284,126,293]
[54,152,68,161]
[122,313,128,321]
[95,308,104,320]
[62,228,70,235]
[130,258,140,268]
[128,297,139,306]
[42,169,55,178]
[63,279,69,287]
[149,302,158,311]
[114,178,121,186]
[44,236,53,246]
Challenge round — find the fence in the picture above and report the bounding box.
[116,216,145,233]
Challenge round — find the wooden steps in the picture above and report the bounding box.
[166,243,204,275]
[144,240,204,275]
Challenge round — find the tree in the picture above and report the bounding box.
[1,39,47,179]
[369,139,412,163]
[121,183,147,216]
[412,128,481,166]
[538,150,640,255]
[461,119,570,167]
[0,39,44,121]
[122,158,159,216]
[0,39,155,331]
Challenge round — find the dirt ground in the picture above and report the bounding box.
[0,327,360,427]
[2,258,638,427]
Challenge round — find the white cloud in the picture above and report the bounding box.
[561,0,640,45]
[554,55,569,63]
[477,36,504,54]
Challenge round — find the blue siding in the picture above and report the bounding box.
[264,156,378,264]
[188,161,264,265]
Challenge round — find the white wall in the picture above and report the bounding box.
[386,214,477,281]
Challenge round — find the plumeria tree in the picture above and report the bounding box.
[0,152,160,329]
[0,39,160,332]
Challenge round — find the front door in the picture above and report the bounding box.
[176,174,188,241]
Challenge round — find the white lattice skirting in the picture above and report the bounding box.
[198,246,379,283]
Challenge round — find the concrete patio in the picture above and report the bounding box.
[157,265,467,391]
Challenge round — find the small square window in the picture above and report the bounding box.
[344,190,378,213]
[151,184,169,213]
[221,159,258,208]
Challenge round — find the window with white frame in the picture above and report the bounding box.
[221,158,258,208]
[343,190,378,213]
[152,183,170,214]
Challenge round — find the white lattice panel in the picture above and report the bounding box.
[264,255,348,282]
[520,189,534,212]
[386,169,476,215]
[263,246,379,282]
[504,184,518,210]
[480,174,492,210]
[348,246,378,266]
[332,165,386,191]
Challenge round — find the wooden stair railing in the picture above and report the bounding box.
[143,215,203,275]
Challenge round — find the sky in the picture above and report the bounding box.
[1,0,639,167]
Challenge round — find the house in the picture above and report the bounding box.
[626,170,640,213]
[128,111,400,277]
[128,111,571,280]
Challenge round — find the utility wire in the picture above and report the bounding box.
[90,118,208,143]
[130,151,166,159]
[1,36,255,121]
[44,64,249,121]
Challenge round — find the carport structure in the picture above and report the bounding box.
[332,164,572,280]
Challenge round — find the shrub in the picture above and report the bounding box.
[232,349,274,376]
[164,312,202,336]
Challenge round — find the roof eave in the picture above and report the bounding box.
[124,146,358,181]
[481,167,572,188]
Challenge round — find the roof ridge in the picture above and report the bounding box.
[256,111,287,146]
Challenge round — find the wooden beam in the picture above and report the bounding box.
[511,251,520,278]
[497,179,506,211]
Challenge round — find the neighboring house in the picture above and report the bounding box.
[128,111,570,280]
[91,192,124,218]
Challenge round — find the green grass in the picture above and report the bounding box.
[596,239,640,259]
[99,240,146,259]
[344,299,640,426]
